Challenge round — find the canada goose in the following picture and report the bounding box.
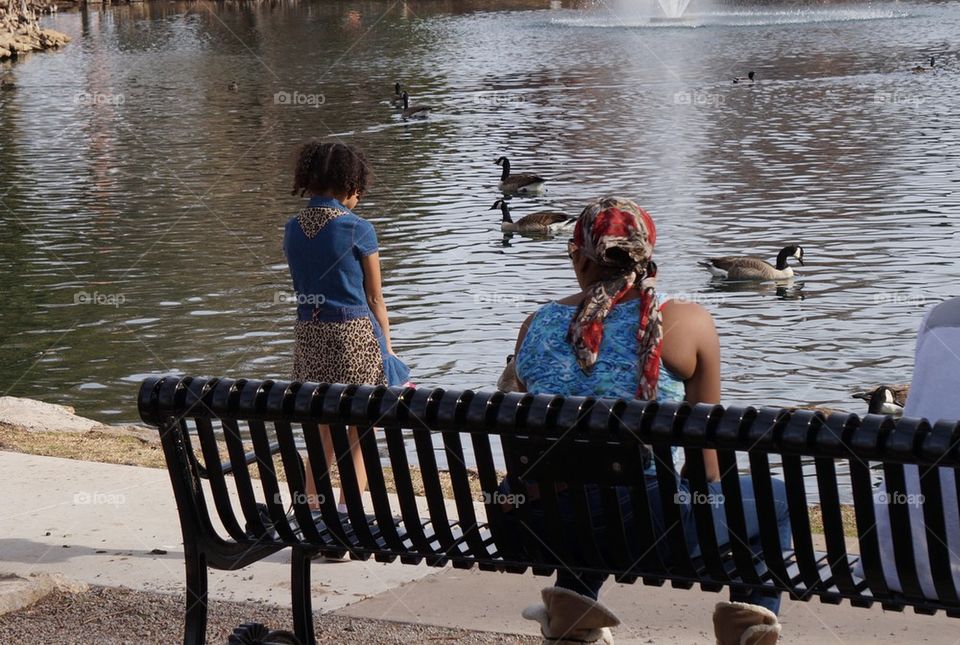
[227,81,238,91]
[495,157,546,194]
[390,82,404,106]
[0,78,14,91]
[491,199,574,234]
[853,384,909,416]
[733,71,755,84]
[911,57,936,73]
[401,92,430,119]
[699,245,804,281]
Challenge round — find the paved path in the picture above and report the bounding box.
[2,451,958,643]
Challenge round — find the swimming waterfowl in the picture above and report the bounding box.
[401,92,430,119]
[491,199,574,234]
[227,81,239,91]
[495,157,546,194]
[390,82,404,106]
[733,71,755,84]
[699,245,804,281]
[911,57,936,73]
[0,78,14,91]
[853,384,909,416]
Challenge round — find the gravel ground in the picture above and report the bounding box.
[0,586,539,644]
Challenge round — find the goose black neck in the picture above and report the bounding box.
[403,94,408,109]
[775,247,791,270]
[500,159,511,181]
[499,202,512,223]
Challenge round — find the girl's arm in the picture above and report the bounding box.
[361,252,393,354]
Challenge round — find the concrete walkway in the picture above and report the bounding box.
[1,451,958,643]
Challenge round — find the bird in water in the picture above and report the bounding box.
[490,199,574,234]
[401,91,430,119]
[733,71,755,84]
[0,77,15,91]
[390,82,404,106]
[227,81,239,91]
[495,156,547,195]
[699,245,804,281]
[853,385,909,416]
[911,57,936,73]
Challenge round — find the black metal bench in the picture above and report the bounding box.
[138,375,960,645]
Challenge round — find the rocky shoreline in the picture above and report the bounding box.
[0,0,70,62]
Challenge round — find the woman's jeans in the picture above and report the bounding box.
[500,475,791,614]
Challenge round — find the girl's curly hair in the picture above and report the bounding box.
[291,140,370,198]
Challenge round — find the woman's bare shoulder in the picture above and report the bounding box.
[661,299,717,333]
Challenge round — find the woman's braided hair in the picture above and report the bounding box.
[291,140,370,198]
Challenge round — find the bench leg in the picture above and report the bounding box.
[184,547,208,645]
[292,548,316,645]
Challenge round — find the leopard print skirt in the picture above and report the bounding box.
[292,317,387,386]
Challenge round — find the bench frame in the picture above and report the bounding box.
[138,376,960,645]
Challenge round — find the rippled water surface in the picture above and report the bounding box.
[1,0,959,424]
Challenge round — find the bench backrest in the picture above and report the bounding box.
[138,375,960,616]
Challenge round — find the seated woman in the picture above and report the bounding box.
[874,296,960,598]
[506,197,790,645]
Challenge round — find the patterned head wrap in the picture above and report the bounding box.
[566,197,662,401]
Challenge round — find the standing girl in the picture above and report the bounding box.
[284,140,408,509]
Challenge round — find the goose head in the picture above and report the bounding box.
[748,71,755,81]
[401,91,409,109]
[866,386,899,415]
[776,244,804,270]
[489,199,511,222]
[394,82,401,95]
[930,56,936,67]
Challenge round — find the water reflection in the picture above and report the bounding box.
[0,0,957,430]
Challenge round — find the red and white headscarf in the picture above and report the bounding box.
[566,197,662,401]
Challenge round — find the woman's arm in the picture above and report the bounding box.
[667,301,722,481]
[361,252,393,354]
[511,313,535,393]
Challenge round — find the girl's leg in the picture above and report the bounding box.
[303,425,336,510]
[303,424,369,510]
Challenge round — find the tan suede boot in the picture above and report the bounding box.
[521,587,620,645]
[713,601,781,645]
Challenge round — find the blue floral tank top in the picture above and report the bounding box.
[516,299,685,473]
[516,300,685,401]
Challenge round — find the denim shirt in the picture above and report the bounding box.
[283,196,378,322]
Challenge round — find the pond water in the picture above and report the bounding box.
[1,0,958,431]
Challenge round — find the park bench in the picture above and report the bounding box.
[138,375,960,645]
